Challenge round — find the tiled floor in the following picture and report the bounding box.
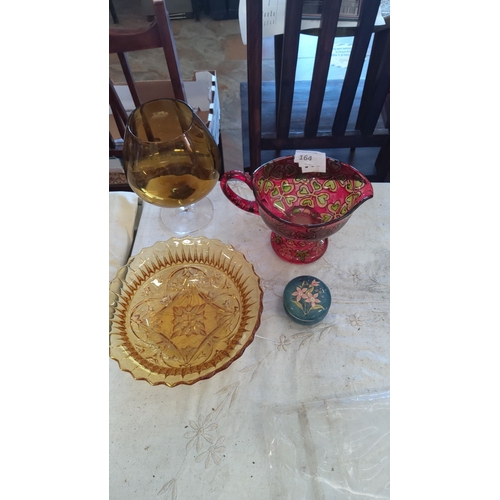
[110,0,390,172]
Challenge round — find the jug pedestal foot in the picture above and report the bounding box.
[270,233,328,264]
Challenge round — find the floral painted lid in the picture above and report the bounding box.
[283,275,331,325]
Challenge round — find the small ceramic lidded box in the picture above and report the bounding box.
[283,276,331,325]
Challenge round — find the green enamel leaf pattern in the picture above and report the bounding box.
[345,192,361,209]
[316,193,329,208]
[274,200,285,211]
[328,201,341,213]
[324,180,337,191]
[311,180,322,191]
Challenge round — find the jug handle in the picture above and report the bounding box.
[220,170,259,215]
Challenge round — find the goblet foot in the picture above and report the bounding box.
[160,197,214,236]
[270,233,328,264]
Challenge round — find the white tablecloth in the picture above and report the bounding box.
[109,191,139,282]
[109,183,390,499]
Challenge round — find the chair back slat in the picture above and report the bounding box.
[356,26,390,133]
[154,1,186,101]
[117,53,141,108]
[304,0,342,137]
[276,0,303,139]
[332,0,381,136]
[273,34,283,133]
[109,79,127,137]
[246,0,263,170]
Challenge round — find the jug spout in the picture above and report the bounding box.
[332,175,374,217]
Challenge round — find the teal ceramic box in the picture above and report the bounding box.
[283,276,331,325]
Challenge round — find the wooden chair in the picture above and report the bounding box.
[109,0,224,190]
[243,0,390,181]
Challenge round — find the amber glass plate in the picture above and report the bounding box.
[109,237,263,387]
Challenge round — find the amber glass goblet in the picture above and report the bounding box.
[123,98,221,235]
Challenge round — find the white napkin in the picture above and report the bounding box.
[109,191,139,281]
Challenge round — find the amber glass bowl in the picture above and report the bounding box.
[109,237,263,387]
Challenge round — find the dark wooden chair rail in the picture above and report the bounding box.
[245,0,390,181]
